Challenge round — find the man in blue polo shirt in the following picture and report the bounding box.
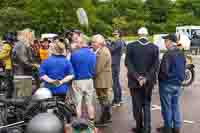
[70,35,96,129]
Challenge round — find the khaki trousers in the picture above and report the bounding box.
[14,76,32,97]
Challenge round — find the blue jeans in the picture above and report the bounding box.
[159,82,182,128]
[112,65,122,103]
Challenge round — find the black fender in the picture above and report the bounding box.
[186,64,195,69]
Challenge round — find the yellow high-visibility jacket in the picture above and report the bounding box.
[0,43,12,70]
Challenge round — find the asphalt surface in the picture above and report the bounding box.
[98,56,200,133]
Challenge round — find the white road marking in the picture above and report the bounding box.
[151,104,161,111]
[183,120,195,124]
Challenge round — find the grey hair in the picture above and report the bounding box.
[92,34,106,46]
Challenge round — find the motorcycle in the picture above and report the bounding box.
[0,88,76,133]
[182,55,195,87]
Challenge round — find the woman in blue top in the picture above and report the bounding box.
[39,40,74,99]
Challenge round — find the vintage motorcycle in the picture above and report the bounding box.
[0,88,76,133]
[182,55,195,87]
[177,33,195,87]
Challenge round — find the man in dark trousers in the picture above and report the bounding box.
[107,30,125,107]
[125,27,159,133]
[158,34,186,133]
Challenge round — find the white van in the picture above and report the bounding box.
[176,26,200,39]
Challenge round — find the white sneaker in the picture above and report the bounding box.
[112,103,121,108]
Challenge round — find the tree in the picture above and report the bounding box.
[0,7,30,34]
[24,0,78,35]
[0,0,200,35]
[112,17,128,31]
[145,0,172,23]
[0,0,25,8]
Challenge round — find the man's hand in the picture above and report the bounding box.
[59,80,66,85]
[51,80,60,86]
[138,76,147,87]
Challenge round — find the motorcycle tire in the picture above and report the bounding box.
[0,106,8,133]
[182,68,195,87]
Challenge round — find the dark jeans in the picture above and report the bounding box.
[112,65,122,103]
[130,87,152,131]
[5,70,14,98]
[159,82,182,128]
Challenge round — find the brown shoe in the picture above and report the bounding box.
[157,126,172,133]
[173,128,181,133]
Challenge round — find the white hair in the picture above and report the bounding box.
[92,34,106,46]
[138,27,148,36]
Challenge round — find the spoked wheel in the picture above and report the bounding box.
[0,106,8,133]
[182,68,195,87]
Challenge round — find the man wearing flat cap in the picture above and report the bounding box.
[157,34,186,133]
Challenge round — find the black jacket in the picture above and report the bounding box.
[13,41,33,76]
[107,39,125,66]
[125,38,159,89]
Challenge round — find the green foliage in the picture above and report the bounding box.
[0,0,200,36]
[0,7,30,34]
[112,17,128,31]
[145,0,172,23]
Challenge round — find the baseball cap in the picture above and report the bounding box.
[162,34,177,43]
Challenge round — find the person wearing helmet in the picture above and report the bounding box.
[0,32,15,98]
[26,113,64,133]
[125,27,159,133]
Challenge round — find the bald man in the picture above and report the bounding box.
[91,34,113,126]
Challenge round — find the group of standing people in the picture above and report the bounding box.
[0,27,186,133]
[38,30,118,132]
